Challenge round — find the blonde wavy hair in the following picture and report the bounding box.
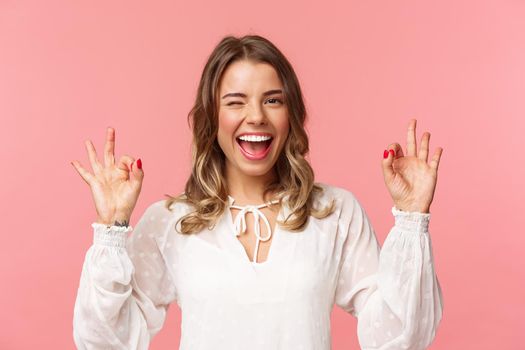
[164,34,335,234]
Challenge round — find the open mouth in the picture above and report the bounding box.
[236,136,274,158]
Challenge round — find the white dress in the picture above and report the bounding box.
[73,183,443,350]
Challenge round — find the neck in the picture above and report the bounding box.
[225,163,277,204]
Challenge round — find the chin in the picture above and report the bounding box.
[235,161,276,177]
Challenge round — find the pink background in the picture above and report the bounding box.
[1,0,524,349]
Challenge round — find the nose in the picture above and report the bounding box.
[245,104,267,125]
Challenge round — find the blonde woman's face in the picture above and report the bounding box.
[217,60,290,179]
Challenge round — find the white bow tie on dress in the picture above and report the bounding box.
[228,195,279,263]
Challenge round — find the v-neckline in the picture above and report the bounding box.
[224,195,284,267]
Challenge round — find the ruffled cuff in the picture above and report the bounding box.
[391,206,431,233]
[91,222,133,248]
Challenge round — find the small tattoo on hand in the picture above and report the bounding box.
[113,220,129,227]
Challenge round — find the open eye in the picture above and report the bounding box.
[265,98,283,105]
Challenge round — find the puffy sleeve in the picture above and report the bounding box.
[334,191,443,350]
[73,200,177,349]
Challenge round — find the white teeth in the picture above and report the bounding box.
[238,135,272,142]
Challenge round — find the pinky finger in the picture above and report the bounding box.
[71,160,95,185]
[429,147,443,171]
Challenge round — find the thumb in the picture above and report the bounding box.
[116,155,134,173]
[381,149,395,184]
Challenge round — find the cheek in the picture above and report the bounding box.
[275,114,290,137]
[217,112,239,148]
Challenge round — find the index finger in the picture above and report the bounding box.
[104,127,116,167]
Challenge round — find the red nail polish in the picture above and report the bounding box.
[137,158,142,169]
[383,150,389,158]
[389,149,395,157]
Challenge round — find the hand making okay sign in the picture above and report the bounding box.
[381,119,443,213]
[70,127,144,226]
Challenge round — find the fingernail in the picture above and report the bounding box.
[389,149,395,157]
[383,150,389,159]
[137,158,142,169]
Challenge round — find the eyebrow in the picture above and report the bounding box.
[221,89,283,99]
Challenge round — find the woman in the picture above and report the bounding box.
[71,35,443,349]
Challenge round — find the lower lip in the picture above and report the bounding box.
[236,139,273,161]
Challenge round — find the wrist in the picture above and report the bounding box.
[96,213,131,227]
[394,203,430,213]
